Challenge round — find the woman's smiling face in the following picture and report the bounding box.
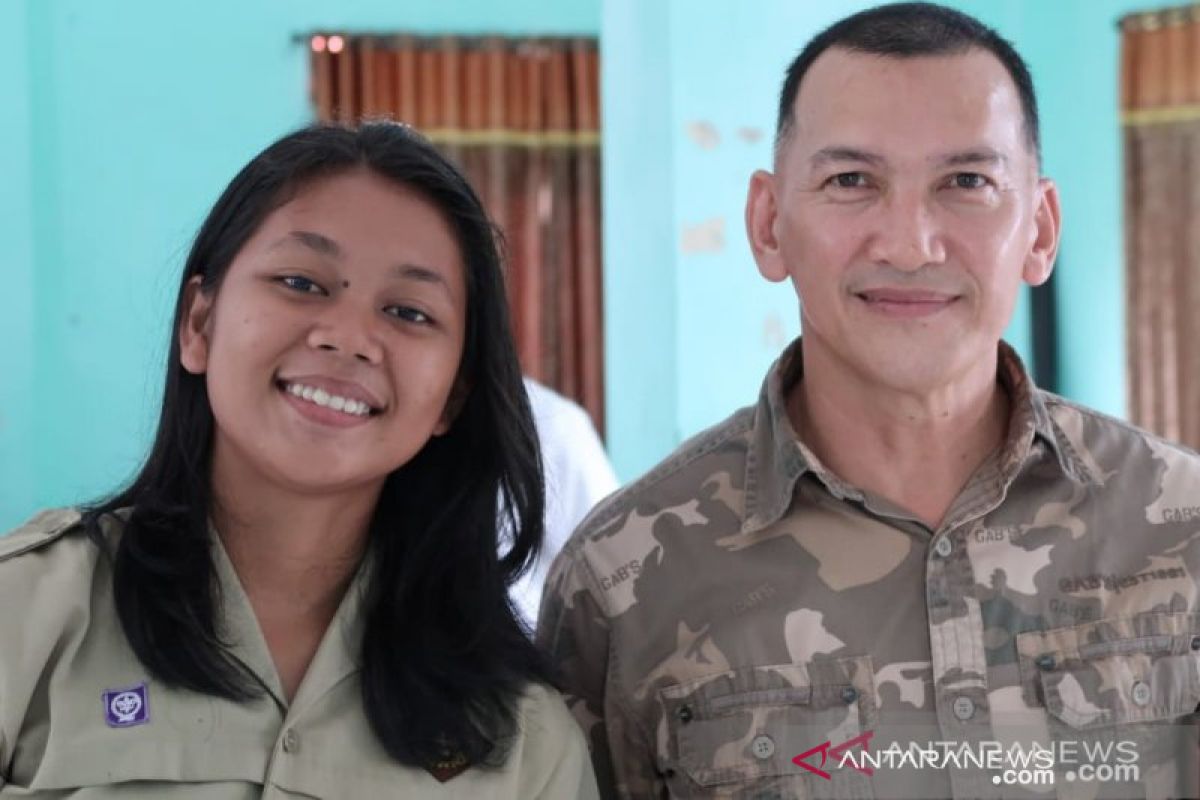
[179,167,468,497]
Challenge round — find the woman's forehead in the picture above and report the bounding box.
[245,170,467,295]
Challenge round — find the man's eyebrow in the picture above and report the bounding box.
[269,230,342,258]
[935,148,1008,168]
[807,147,1011,171]
[809,147,886,169]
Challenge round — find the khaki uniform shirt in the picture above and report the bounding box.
[0,509,599,799]
[538,340,1200,799]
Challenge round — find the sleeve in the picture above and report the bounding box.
[536,549,663,799]
[0,551,41,790]
[0,508,88,791]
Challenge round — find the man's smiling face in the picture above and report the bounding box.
[748,47,1060,393]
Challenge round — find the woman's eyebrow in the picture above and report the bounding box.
[266,234,454,298]
[391,263,453,298]
[268,230,342,258]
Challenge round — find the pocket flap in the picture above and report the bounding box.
[1017,613,1200,729]
[657,657,875,788]
[21,738,269,791]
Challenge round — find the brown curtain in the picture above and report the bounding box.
[306,34,605,434]
[1122,7,1200,449]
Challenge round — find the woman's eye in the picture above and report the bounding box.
[279,275,325,294]
[386,306,432,325]
[952,173,988,190]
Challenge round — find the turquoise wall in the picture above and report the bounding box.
[1,0,1149,531]
[1,0,599,533]
[602,0,1145,481]
[599,0,680,489]
[1,1,36,530]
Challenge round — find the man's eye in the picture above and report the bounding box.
[386,306,432,324]
[279,275,324,294]
[952,173,988,190]
[829,172,869,189]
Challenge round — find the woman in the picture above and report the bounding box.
[0,123,598,798]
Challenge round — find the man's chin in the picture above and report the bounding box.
[851,349,972,396]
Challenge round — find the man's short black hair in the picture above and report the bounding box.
[775,2,1040,165]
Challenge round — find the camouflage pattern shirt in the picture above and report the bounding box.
[537,339,1200,799]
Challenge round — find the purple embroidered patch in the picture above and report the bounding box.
[103,683,149,728]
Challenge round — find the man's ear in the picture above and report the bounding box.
[746,169,789,283]
[179,275,215,375]
[1023,178,1061,287]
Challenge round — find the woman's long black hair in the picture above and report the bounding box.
[83,122,553,768]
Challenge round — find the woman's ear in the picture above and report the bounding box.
[433,379,471,436]
[179,276,215,375]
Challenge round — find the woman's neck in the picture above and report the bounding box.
[208,438,380,699]
[209,440,377,594]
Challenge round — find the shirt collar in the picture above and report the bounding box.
[996,341,1096,487]
[740,338,1094,535]
[210,526,370,712]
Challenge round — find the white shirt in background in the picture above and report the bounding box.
[511,378,620,625]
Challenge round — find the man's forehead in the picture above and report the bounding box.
[787,46,1028,163]
[794,45,1017,104]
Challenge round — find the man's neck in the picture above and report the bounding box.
[788,340,1010,530]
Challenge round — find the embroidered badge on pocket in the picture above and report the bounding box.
[103,683,150,728]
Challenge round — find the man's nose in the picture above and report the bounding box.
[864,190,946,271]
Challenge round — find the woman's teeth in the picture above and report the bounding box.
[283,382,372,417]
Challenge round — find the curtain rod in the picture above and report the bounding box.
[289,32,595,45]
[1117,3,1198,30]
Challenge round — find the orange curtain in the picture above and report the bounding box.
[307,34,605,434]
[1121,7,1200,449]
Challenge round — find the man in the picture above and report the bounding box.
[538,3,1200,798]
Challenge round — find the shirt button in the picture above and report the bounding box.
[751,734,776,760]
[952,695,975,721]
[1034,654,1056,670]
[676,705,694,724]
[841,686,859,704]
[934,537,953,558]
[1131,681,1152,707]
[282,728,300,753]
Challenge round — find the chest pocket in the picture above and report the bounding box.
[6,734,271,796]
[655,656,877,800]
[1016,613,1200,797]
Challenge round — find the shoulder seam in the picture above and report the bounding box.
[573,407,755,541]
[0,508,83,563]
[1042,392,1200,459]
